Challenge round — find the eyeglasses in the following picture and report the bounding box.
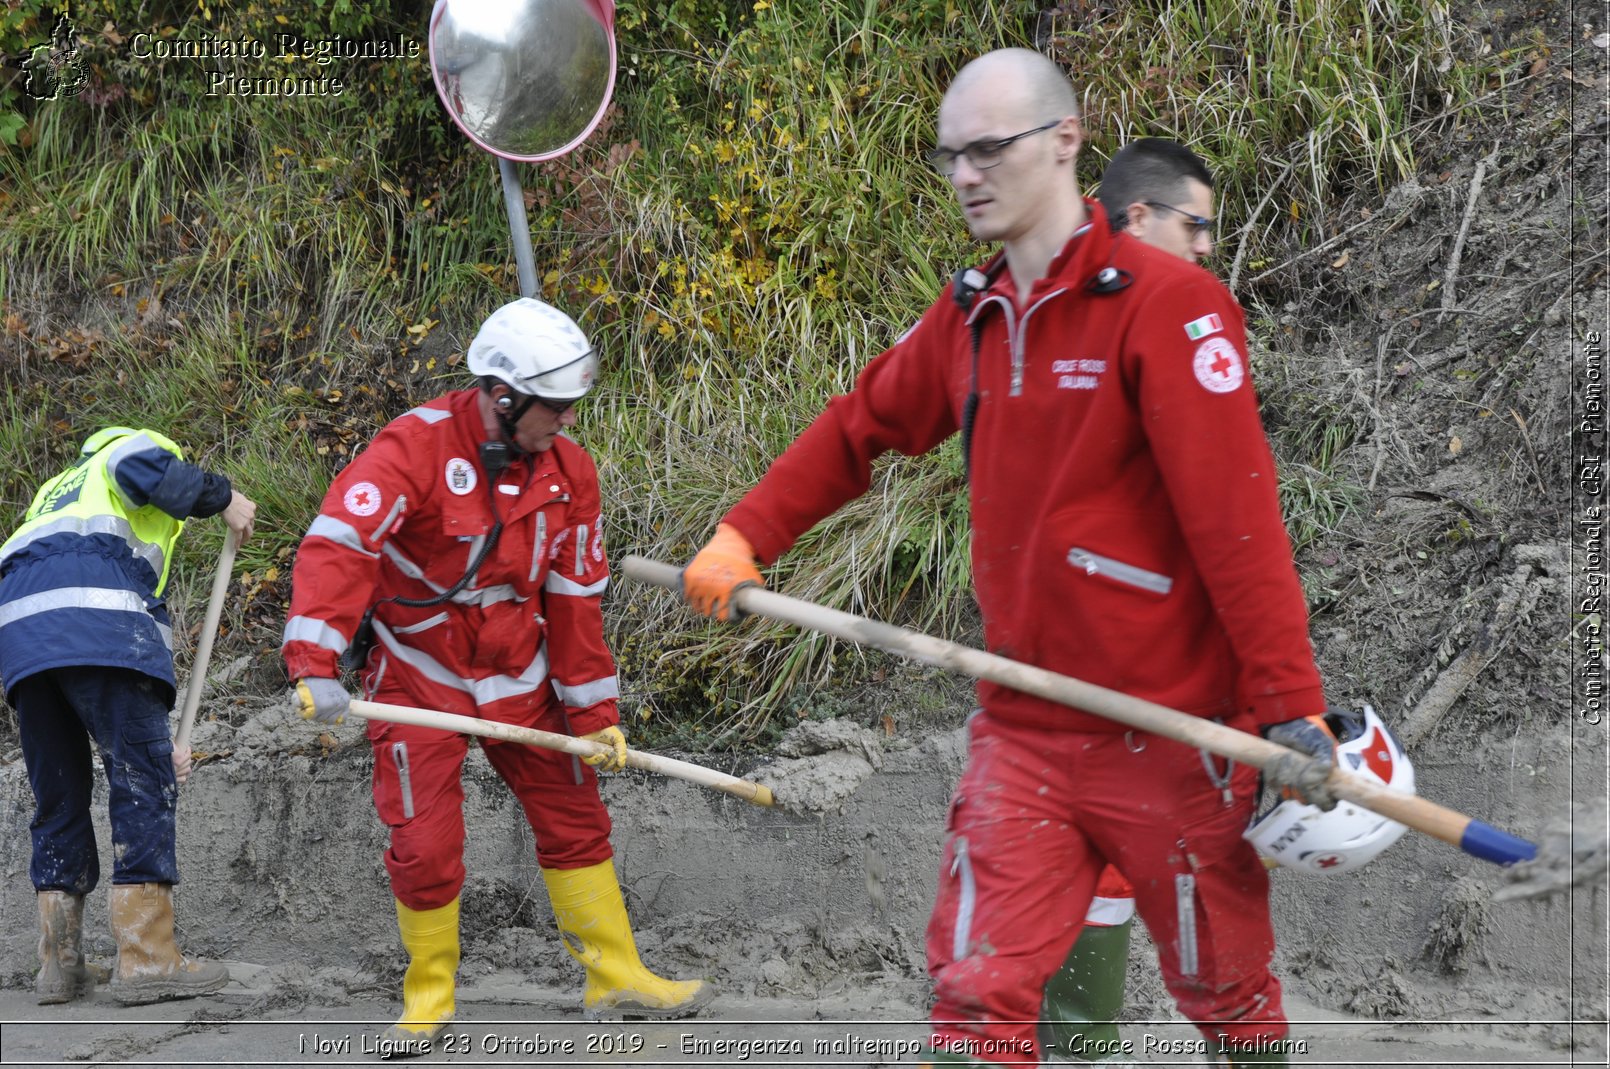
[927,120,1062,176]
[534,396,579,416]
[1144,201,1215,240]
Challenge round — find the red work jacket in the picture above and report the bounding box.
[725,203,1325,732]
[282,389,619,735]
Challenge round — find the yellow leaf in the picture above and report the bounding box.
[1449,436,1462,454]
[425,357,437,370]
[264,567,280,582]
[1330,250,1350,269]
[274,13,288,23]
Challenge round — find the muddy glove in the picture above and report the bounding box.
[581,725,628,773]
[683,523,763,621]
[171,742,193,786]
[294,677,350,725]
[1261,713,1339,811]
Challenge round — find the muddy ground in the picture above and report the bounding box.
[2,1,1608,1066]
[0,704,1604,1067]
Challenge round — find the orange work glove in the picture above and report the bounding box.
[682,523,764,621]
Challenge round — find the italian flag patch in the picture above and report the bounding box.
[1184,313,1223,340]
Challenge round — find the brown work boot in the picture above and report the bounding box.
[108,883,228,1005]
[37,891,94,1004]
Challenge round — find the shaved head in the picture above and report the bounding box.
[945,48,1079,127]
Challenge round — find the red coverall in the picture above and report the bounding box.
[722,203,1325,1063]
[282,389,619,910]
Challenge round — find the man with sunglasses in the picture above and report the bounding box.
[683,48,1333,1067]
[1099,137,1217,263]
[282,297,712,1056]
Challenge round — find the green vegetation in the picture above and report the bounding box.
[0,0,1489,743]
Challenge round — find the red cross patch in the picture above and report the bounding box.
[1191,337,1244,394]
[343,481,382,517]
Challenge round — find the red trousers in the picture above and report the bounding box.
[925,712,1285,1065]
[367,676,613,911]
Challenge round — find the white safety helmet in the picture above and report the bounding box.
[466,297,598,402]
[1244,704,1416,875]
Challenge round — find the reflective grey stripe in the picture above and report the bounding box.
[380,543,524,607]
[544,572,608,597]
[0,587,171,652]
[574,524,587,577]
[373,620,550,706]
[951,836,976,961]
[465,534,486,586]
[381,541,429,582]
[552,674,619,708]
[1175,872,1198,977]
[391,743,415,819]
[0,513,165,579]
[103,432,170,508]
[370,494,407,543]
[402,406,452,424]
[283,614,349,653]
[530,514,547,582]
[1067,548,1173,596]
[308,515,379,559]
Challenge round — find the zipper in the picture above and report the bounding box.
[1175,871,1198,977]
[951,836,977,961]
[1011,289,1067,396]
[1067,547,1173,596]
[530,513,547,582]
[391,742,415,820]
[392,611,449,636]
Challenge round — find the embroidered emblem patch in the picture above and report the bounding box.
[1184,313,1224,340]
[343,481,382,517]
[445,457,477,496]
[1192,337,1244,394]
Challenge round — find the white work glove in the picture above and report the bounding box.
[294,677,350,725]
[171,742,193,786]
[581,725,628,773]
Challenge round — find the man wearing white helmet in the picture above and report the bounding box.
[282,297,712,1057]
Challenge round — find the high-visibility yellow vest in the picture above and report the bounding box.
[0,428,187,594]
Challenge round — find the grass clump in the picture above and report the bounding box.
[0,0,1487,743]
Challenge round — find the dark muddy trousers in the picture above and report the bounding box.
[13,666,179,893]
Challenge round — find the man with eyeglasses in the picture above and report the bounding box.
[282,297,712,1055]
[683,48,1333,1067]
[1036,136,1224,1064]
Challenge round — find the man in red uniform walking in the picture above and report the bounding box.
[283,297,711,1056]
[683,50,1336,1067]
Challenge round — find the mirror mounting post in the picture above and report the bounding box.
[498,158,541,299]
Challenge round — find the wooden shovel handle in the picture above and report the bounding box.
[620,555,1535,866]
[175,530,239,751]
[348,699,773,808]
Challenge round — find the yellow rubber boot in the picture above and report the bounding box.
[378,898,459,1060]
[542,860,715,1020]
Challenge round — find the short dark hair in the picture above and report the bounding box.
[1097,138,1214,231]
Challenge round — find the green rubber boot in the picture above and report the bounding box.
[1039,919,1133,1063]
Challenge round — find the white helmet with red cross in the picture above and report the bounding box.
[467,297,598,402]
[1244,704,1416,874]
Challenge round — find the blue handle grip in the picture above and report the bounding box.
[1460,820,1539,866]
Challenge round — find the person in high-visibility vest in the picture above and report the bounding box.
[0,427,256,1007]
